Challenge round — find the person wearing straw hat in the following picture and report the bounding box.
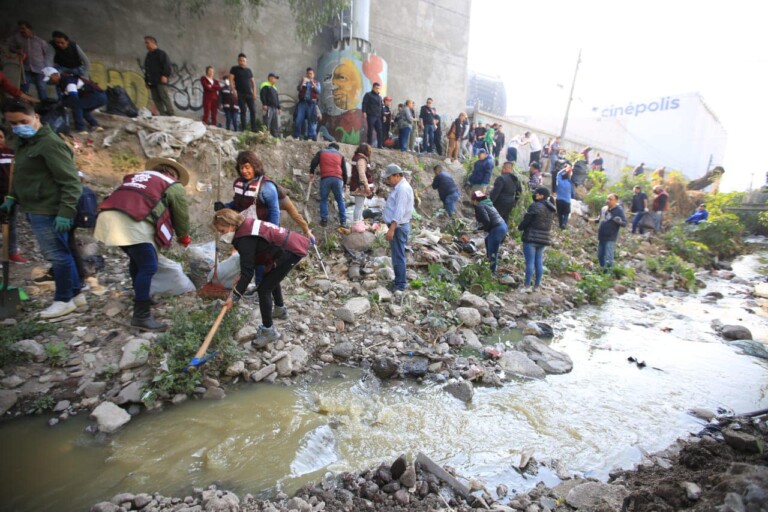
[95,157,191,330]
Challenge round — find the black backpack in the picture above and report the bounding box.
[105,86,139,118]
[76,186,99,228]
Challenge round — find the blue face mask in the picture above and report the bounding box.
[12,124,38,138]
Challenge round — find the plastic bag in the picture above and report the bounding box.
[638,212,656,231]
[150,255,196,296]
[105,86,139,117]
[37,100,71,135]
[187,241,217,288]
[207,253,240,289]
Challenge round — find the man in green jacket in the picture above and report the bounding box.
[1,99,84,319]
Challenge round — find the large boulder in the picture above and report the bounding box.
[11,339,46,362]
[459,292,490,316]
[566,482,628,510]
[90,401,131,433]
[517,336,573,374]
[499,351,546,379]
[443,381,474,402]
[0,390,18,416]
[456,307,482,327]
[334,297,371,323]
[342,231,376,253]
[720,325,753,341]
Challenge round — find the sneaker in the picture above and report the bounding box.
[273,306,288,319]
[251,326,278,348]
[76,130,89,136]
[72,293,87,309]
[9,253,28,263]
[39,300,77,319]
[94,126,104,132]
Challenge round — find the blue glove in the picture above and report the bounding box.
[310,235,316,246]
[0,197,15,213]
[54,216,73,232]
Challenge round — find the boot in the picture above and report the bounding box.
[131,300,168,331]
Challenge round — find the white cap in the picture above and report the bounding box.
[42,67,59,82]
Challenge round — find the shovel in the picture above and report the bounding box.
[0,161,22,319]
[186,299,231,371]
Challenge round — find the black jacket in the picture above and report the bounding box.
[362,91,383,117]
[518,199,556,245]
[474,199,505,232]
[489,173,522,218]
[259,83,280,109]
[144,48,172,87]
[598,205,628,242]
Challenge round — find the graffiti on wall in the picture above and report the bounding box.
[318,50,387,145]
[91,61,148,109]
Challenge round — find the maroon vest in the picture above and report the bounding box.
[233,218,309,266]
[318,149,343,180]
[232,176,278,221]
[99,170,178,248]
[349,153,373,193]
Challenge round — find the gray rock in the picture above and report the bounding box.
[499,351,546,379]
[91,401,131,433]
[378,267,395,280]
[688,407,716,422]
[81,381,107,398]
[275,354,293,377]
[118,338,149,370]
[401,357,429,377]
[459,292,490,315]
[0,390,18,416]
[565,482,628,510]
[250,364,276,382]
[236,325,258,343]
[390,454,407,479]
[111,493,135,506]
[443,381,474,402]
[539,497,558,510]
[333,297,371,323]
[399,463,417,488]
[728,339,768,360]
[1,375,24,389]
[53,400,71,412]
[721,325,753,340]
[461,328,483,349]
[332,342,354,359]
[285,497,311,512]
[456,307,482,327]
[225,360,245,376]
[11,339,46,362]
[394,488,410,505]
[372,357,399,379]
[202,490,239,511]
[723,429,764,453]
[203,387,226,400]
[133,493,152,509]
[721,492,745,512]
[517,336,573,374]
[342,231,376,252]
[172,393,188,405]
[116,381,144,404]
[90,502,120,512]
[682,481,702,500]
[288,345,308,370]
[374,286,393,303]
[445,333,464,347]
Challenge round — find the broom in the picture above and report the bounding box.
[198,147,230,300]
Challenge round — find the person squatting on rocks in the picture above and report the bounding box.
[0,99,83,318]
[382,164,414,292]
[686,203,709,225]
[200,66,221,126]
[95,158,191,330]
[429,164,459,217]
[630,185,649,234]
[471,191,507,274]
[517,186,556,288]
[554,162,575,229]
[294,67,321,140]
[259,72,281,137]
[348,143,375,223]
[466,148,494,194]
[0,127,28,263]
[489,161,522,224]
[596,193,627,269]
[42,66,106,134]
[214,209,309,347]
[309,143,348,228]
[143,35,174,116]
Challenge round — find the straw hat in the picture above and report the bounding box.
[146,157,190,186]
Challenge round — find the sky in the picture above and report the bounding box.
[467,0,768,192]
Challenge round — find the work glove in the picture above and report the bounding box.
[54,216,73,232]
[0,197,16,214]
[309,235,316,246]
[214,201,225,211]
[178,235,192,247]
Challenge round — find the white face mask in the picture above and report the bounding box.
[220,231,235,244]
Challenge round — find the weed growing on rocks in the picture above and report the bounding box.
[573,271,615,305]
[30,395,55,414]
[647,255,698,290]
[44,342,70,367]
[0,320,55,366]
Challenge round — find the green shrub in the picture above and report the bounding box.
[611,264,636,284]
[647,255,697,290]
[30,395,55,414]
[44,342,70,367]
[544,250,578,276]
[0,321,55,367]
[457,262,505,294]
[690,213,744,259]
[585,170,608,192]
[574,271,614,305]
[662,225,712,267]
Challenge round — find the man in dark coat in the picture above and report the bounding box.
[143,36,174,116]
[517,186,556,287]
[362,82,384,148]
[489,161,522,223]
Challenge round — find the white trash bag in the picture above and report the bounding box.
[208,253,241,289]
[150,255,196,296]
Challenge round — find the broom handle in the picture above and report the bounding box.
[191,302,230,361]
[2,161,14,261]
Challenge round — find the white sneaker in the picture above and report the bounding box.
[39,300,77,319]
[73,294,87,309]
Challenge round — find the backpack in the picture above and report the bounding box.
[76,186,99,228]
[105,86,139,118]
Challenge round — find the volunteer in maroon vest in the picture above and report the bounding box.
[95,158,191,330]
[309,143,348,228]
[213,208,309,348]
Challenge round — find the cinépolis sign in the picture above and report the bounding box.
[597,96,680,118]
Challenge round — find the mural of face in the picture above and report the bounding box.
[332,58,362,111]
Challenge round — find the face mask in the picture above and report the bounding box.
[220,231,235,244]
[12,124,38,138]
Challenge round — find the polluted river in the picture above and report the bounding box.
[1,252,767,512]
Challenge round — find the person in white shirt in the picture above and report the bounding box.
[520,131,543,165]
[382,164,414,292]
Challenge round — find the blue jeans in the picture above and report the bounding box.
[506,147,518,162]
[27,214,80,302]
[423,123,435,153]
[294,101,317,140]
[631,211,645,234]
[22,70,48,101]
[653,211,664,232]
[225,109,239,131]
[121,243,158,301]
[399,127,411,151]
[523,242,545,287]
[485,223,507,273]
[65,91,107,130]
[598,240,616,269]
[389,223,410,290]
[319,177,346,225]
[443,191,459,216]
[367,116,383,148]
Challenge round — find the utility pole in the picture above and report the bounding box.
[560,48,582,140]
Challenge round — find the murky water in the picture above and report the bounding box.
[1,254,767,512]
